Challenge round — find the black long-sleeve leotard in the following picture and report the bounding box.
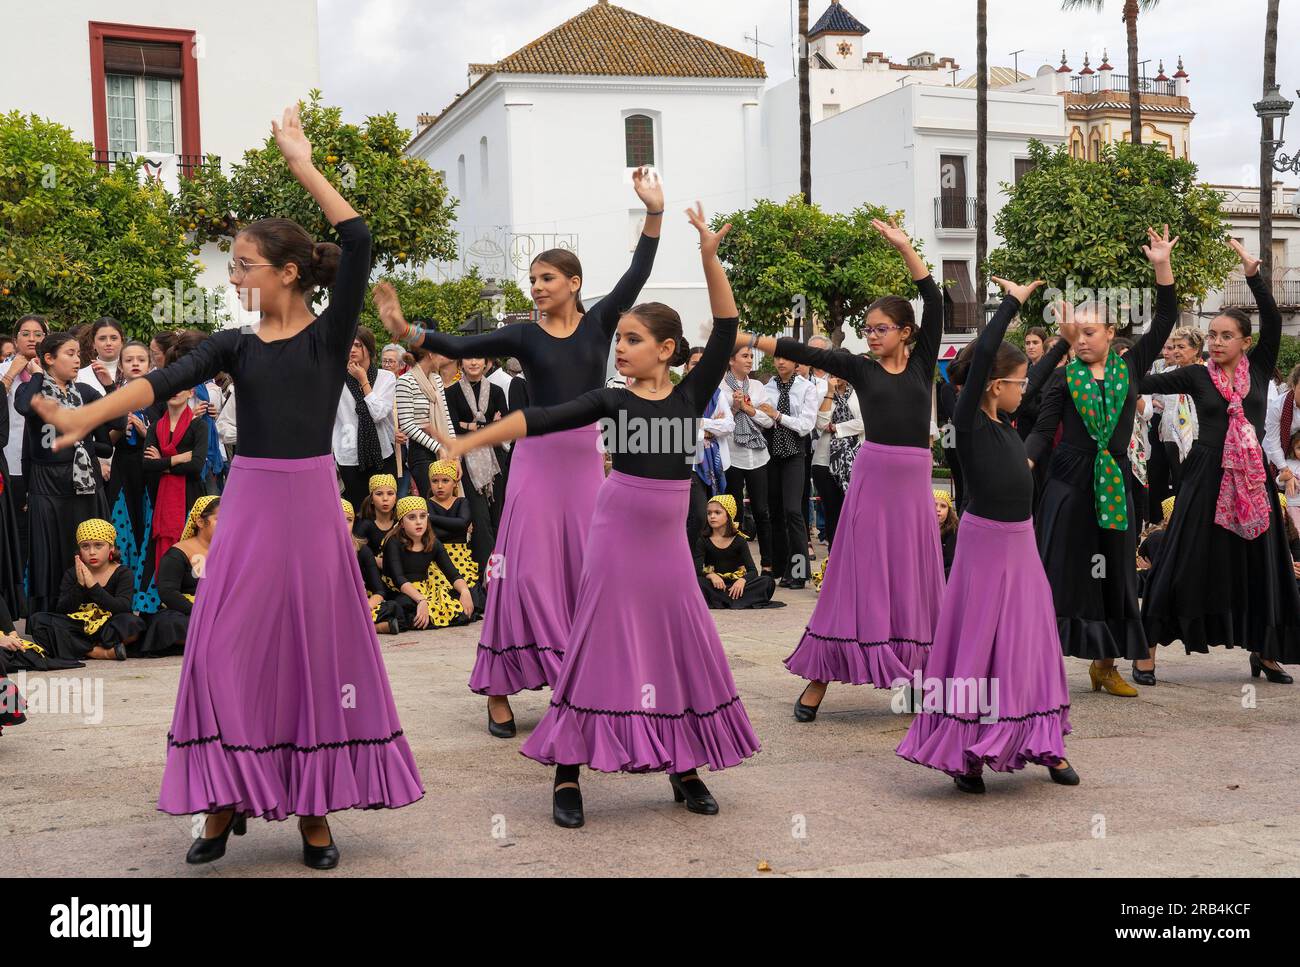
[143,216,372,459]
[1026,282,1180,467]
[382,537,462,590]
[356,545,387,597]
[953,294,1033,522]
[156,545,200,615]
[520,317,739,480]
[1017,337,1071,438]
[770,276,944,448]
[1138,274,1278,449]
[693,533,759,580]
[427,496,471,543]
[415,234,659,408]
[54,565,135,616]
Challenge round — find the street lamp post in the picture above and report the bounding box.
[1254,84,1295,284]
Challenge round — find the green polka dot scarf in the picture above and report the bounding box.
[1066,352,1129,532]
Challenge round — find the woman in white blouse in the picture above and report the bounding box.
[332,327,397,508]
[812,371,864,550]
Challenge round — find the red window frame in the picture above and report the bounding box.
[88,21,201,160]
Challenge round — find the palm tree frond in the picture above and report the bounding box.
[1060,0,1107,10]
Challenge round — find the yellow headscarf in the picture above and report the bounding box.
[1161,496,1176,522]
[369,474,398,494]
[428,460,460,483]
[933,489,954,510]
[179,495,221,541]
[341,498,355,522]
[1280,493,1289,510]
[75,518,116,545]
[395,495,428,521]
[708,494,749,539]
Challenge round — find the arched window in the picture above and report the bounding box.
[479,136,489,190]
[457,154,466,197]
[625,114,655,167]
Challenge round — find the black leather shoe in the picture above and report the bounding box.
[113,641,127,661]
[487,704,516,738]
[778,578,806,590]
[953,773,985,794]
[1131,665,1156,686]
[552,783,584,828]
[1048,762,1081,786]
[299,819,340,870]
[669,772,719,815]
[185,811,246,865]
[1251,653,1294,684]
[794,684,822,723]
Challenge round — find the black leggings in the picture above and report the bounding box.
[811,465,846,551]
[725,465,772,568]
[767,453,810,581]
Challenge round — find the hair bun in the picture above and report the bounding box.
[311,241,342,289]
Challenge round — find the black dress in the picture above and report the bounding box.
[1138,275,1300,661]
[444,379,508,571]
[382,537,470,628]
[693,534,779,609]
[137,545,198,656]
[0,382,26,619]
[13,375,115,615]
[1027,283,1179,660]
[107,400,154,612]
[25,564,145,661]
[355,543,402,629]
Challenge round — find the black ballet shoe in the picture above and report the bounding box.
[299,819,340,870]
[778,578,806,590]
[794,685,822,723]
[185,811,245,865]
[1251,653,1294,685]
[1048,762,1081,786]
[953,773,985,795]
[1131,665,1157,687]
[487,703,516,738]
[113,641,127,661]
[552,784,584,828]
[669,772,719,815]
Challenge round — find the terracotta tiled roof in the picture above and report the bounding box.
[483,1,766,80]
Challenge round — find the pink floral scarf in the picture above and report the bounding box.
[1208,356,1270,539]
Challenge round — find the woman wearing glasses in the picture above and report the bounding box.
[32,104,423,870]
[734,219,946,722]
[1026,228,1181,695]
[373,168,663,739]
[897,276,1079,793]
[1137,240,1299,684]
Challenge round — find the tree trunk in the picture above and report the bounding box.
[976,0,988,325]
[1261,0,1280,285]
[1126,0,1141,145]
[798,0,811,207]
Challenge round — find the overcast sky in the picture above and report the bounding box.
[318,0,1298,188]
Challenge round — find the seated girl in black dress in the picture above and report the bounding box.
[354,473,399,561]
[138,496,220,657]
[382,495,475,630]
[25,519,146,663]
[342,498,404,635]
[935,488,958,578]
[694,494,779,609]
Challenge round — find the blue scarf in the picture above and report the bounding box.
[693,387,725,496]
[191,383,225,480]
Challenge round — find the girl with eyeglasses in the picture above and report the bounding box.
[1026,227,1181,697]
[897,276,1079,794]
[32,104,424,870]
[733,219,945,722]
[1137,239,1299,685]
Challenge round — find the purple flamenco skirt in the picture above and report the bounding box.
[157,455,424,821]
[519,471,760,774]
[896,514,1071,776]
[785,441,943,688]
[468,425,605,696]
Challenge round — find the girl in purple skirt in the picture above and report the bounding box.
[375,169,664,739]
[431,204,759,828]
[735,220,945,721]
[895,277,1079,793]
[35,104,424,870]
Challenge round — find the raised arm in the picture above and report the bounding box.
[373,280,525,364]
[674,203,740,410]
[1026,309,1072,401]
[761,336,871,387]
[1128,226,1180,378]
[1026,369,1067,467]
[868,218,943,374]
[589,167,663,337]
[1235,240,1282,374]
[1138,365,1200,397]
[953,278,1043,431]
[430,389,615,461]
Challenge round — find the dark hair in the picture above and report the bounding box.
[1215,307,1253,339]
[626,302,691,367]
[530,249,585,313]
[163,329,209,366]
[352,326,377,368]
[89,316,125,343]
[1025,326,1049,344]
[866,294,916,345]
[937,500,958,538]
[194,496,221,531]
[238,217,340,292]
[15,314,48,336]
[1288,363,1300,390]
[1111,336,1135,355]
[947,340,1027,389]
[37,331,79,367]
[120,339,151,358]
[699,499,739,542]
